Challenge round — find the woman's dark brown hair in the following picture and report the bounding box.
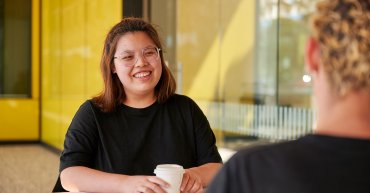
[92,17,176,112]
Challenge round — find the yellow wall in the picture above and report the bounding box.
[0,0,40,141]
[177,0,255,102]
[41,0,122,149]
[176,0,256,144]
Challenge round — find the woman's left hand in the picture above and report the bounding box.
[180,168,204,193]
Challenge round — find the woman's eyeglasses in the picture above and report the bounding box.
[114,47,161,67]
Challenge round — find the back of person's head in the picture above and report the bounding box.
[310,0,370,96]
[94,17,176,112]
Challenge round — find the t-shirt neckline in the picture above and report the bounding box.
[120,101,159,116]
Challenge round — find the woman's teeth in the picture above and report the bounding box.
[134,71,151,78]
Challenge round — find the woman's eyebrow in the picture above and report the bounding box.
[116,45,156,54]
[116,50,135,55]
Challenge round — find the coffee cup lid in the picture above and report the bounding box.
[154,164,184,174]
[156,164,183,170]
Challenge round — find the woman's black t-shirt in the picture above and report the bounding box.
[59,94,222,175]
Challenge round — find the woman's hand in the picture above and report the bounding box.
[180,169,204,193]
[121,175,170,193]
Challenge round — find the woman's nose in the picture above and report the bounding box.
[134,55,148,67]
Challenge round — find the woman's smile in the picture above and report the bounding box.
[133,71,152,78]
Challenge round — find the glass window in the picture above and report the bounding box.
[0,0,31,98]
[150,0,318,151]
[277,0,316,108]
[150,0,177,84]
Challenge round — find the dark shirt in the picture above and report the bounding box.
[54,94,221,192]
[206,134,370,193]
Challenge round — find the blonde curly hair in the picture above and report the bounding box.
[310,0,370,95]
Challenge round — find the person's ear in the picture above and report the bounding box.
[305,37,320,74]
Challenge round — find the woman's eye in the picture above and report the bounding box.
[122,55,134,61]
[144,51,155,57]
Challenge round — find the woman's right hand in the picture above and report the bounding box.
[120,175,170,193]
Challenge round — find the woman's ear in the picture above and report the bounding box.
[305,37,320,74]
[112,65,117,73]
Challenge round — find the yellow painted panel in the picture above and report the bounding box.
[85,0,122,98]
[0,0,41,141]
[32,0,40,99]
[178,0,256,103]
[41,0,122,150]
[41,0,63,149]
[41,100,62,149]
[61,0,85,99]
[59,0,87,149]
[40,0,62,103]
[220,0,255,102]
[0,100,39,140]
[177,0,220,100]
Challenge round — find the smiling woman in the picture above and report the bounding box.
[53,18,223,193]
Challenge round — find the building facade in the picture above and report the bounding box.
[0,0,317,149]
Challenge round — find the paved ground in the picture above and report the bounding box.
[0,144,60,193]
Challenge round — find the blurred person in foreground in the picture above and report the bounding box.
[54,17,222,193]
[206,0,370,192]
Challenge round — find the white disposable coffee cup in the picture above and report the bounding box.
[154,164,184,193]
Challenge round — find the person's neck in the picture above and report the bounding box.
[315,89,370,139]
[124,93,157,108]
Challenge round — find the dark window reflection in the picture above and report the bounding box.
[0,0,31,98]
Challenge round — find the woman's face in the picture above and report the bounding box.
[113,31,162,99]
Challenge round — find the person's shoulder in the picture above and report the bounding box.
[69,100,98,122]
[168,93,193,101]
[232,138,306,162]
[80,99,95,109]
[77,99,102,113]
[166,94,195,105]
